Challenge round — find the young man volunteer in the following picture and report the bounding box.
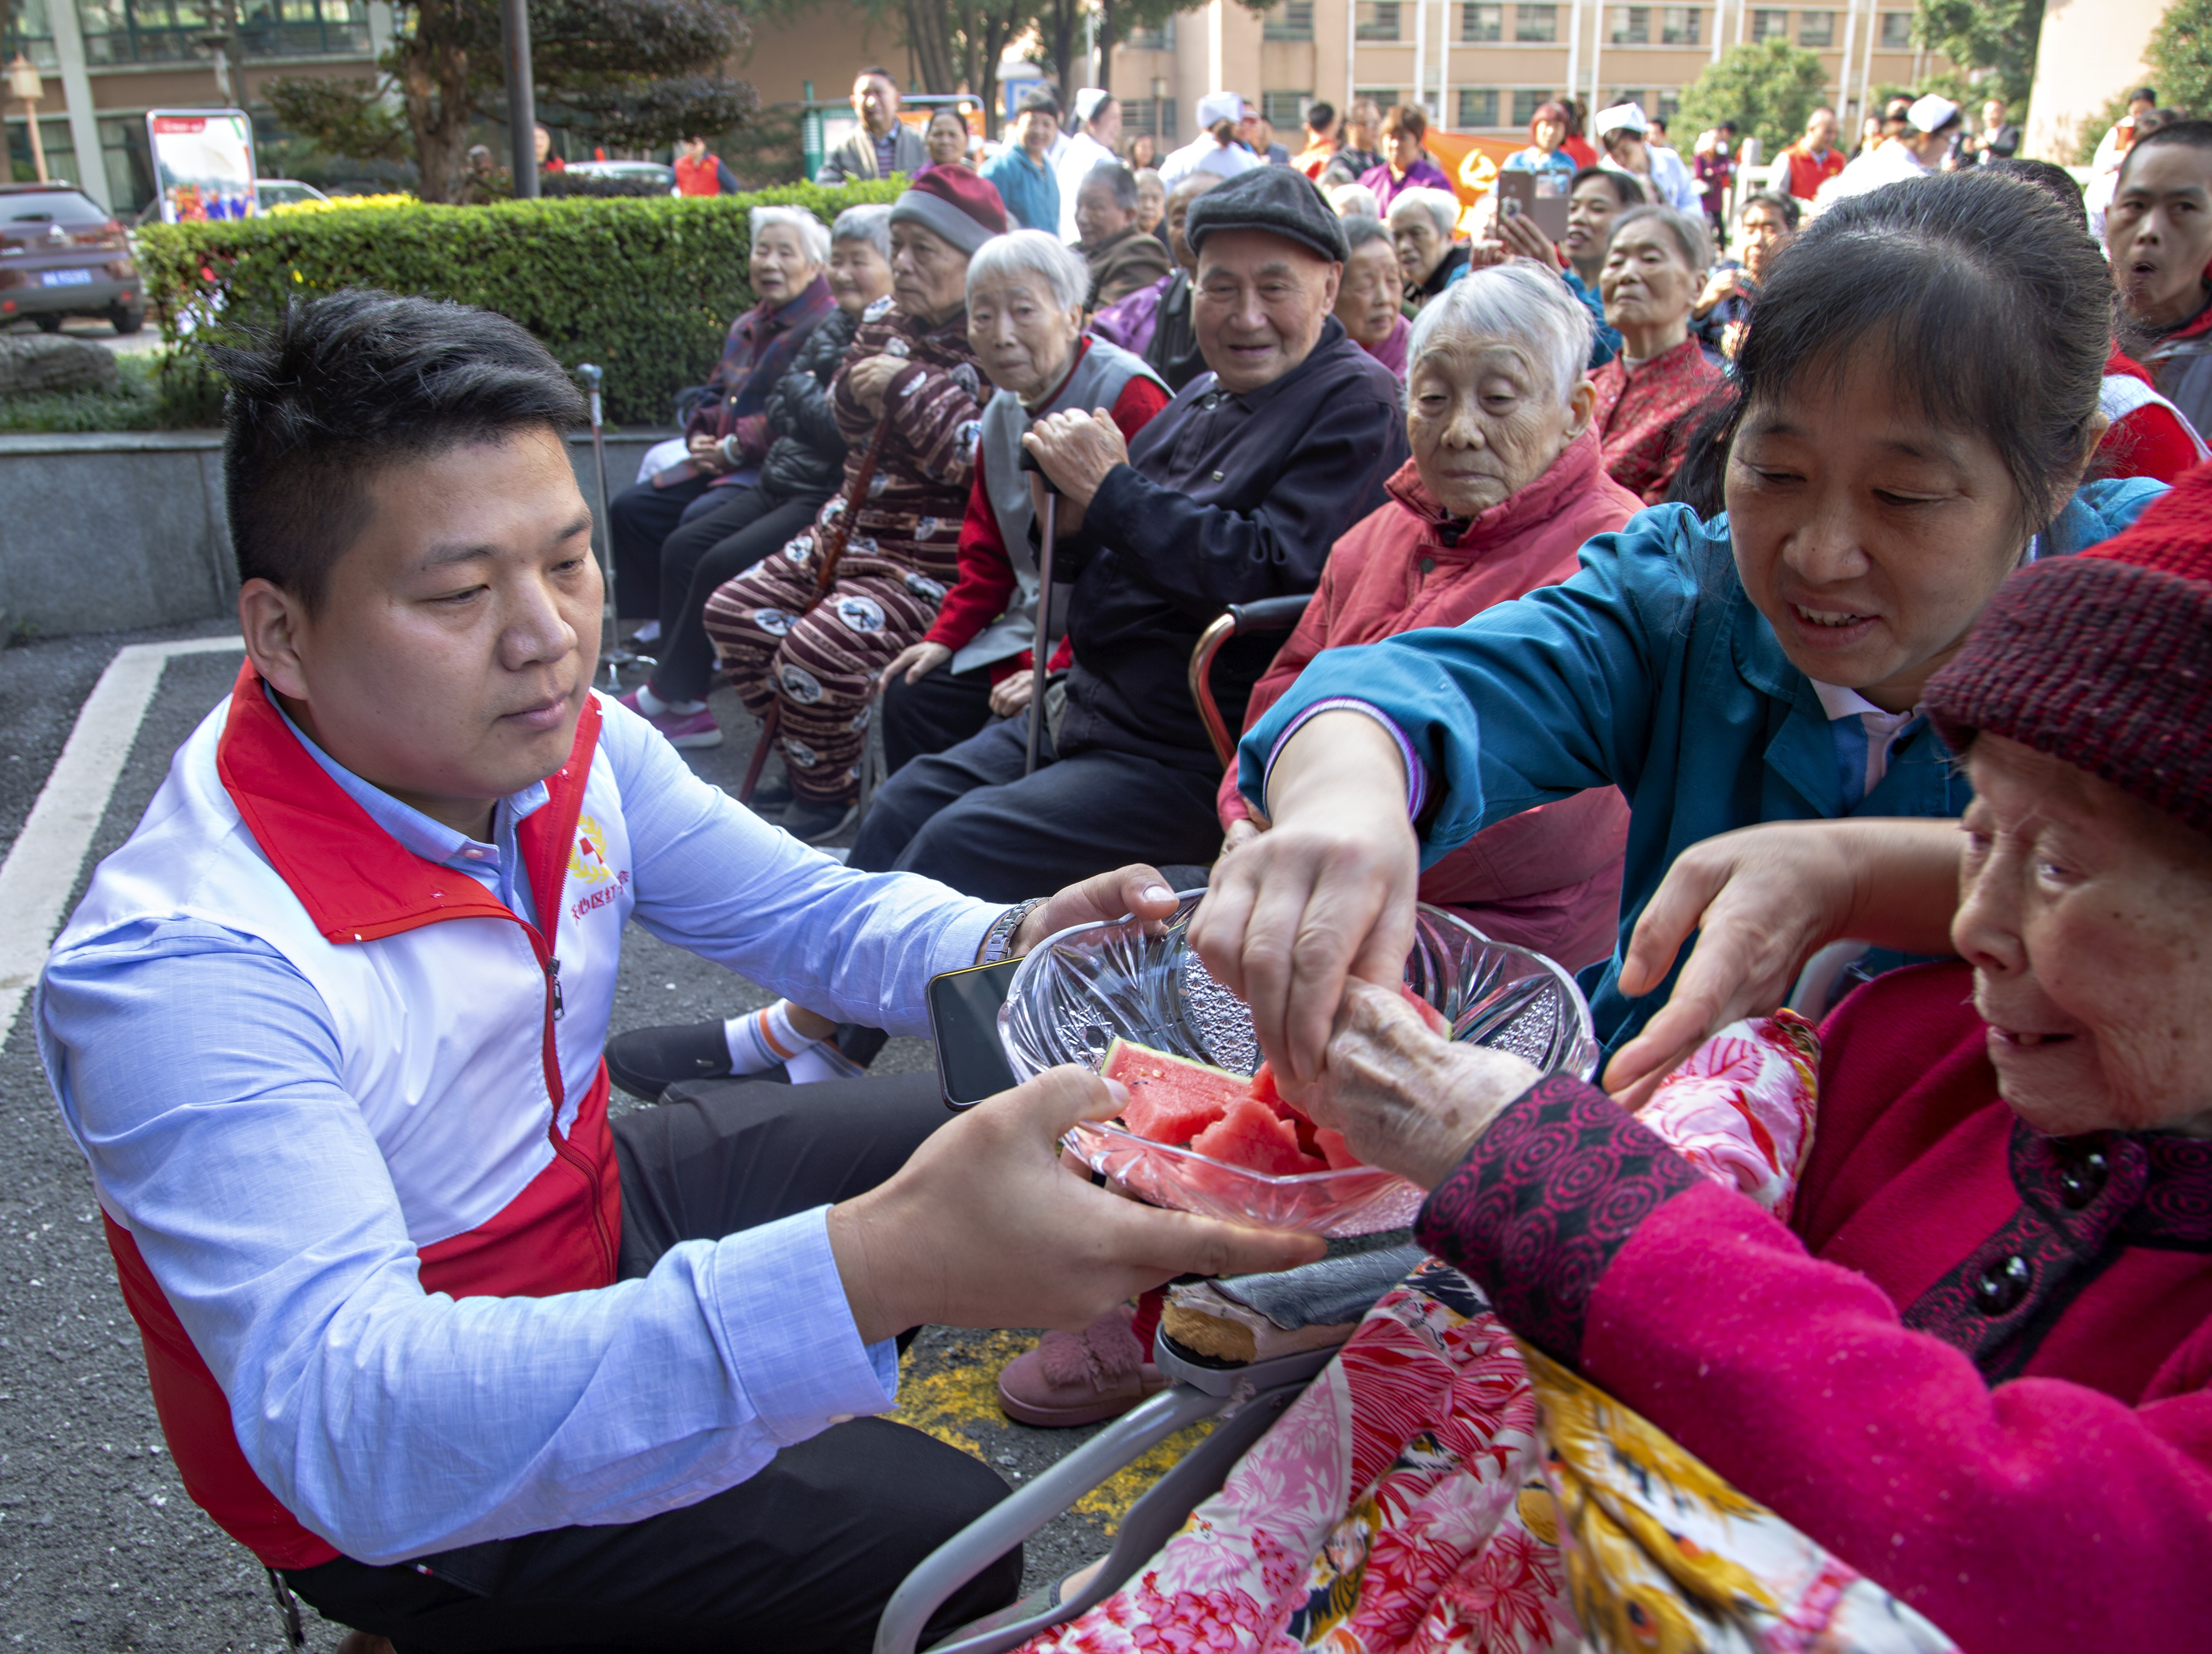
[36,290,1319,1652]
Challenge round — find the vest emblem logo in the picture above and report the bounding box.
[569,815,616,885]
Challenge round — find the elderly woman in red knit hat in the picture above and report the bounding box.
[1286,463,2212,1651]
[705,166,1007,843]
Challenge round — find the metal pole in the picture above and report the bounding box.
[576,364,630,689]
[1020,449,1056,777]
[502,0,539,197]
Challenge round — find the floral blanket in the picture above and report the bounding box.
[1016,1014,1959,1654]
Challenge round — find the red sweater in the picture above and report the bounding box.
[923,355,1171,676]
[1590,335,1726,505]
[1418,959,2212,1652]
[1221,435,1639,969]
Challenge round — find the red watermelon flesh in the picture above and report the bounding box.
[1190,1097,1329,1176]
[1102,1038,1249,1145]
[1314,1127,1363,1171]
[1247,1061,1306,1122]
[1399,982,1450,1036]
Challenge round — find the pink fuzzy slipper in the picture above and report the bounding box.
[995,1304,1167,1427]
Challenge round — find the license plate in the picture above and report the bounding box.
[41,267,94,287]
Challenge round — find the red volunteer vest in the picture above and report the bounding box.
[103,665,621,1569]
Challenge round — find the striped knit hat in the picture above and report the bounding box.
[890,165,1007,255]
[1927,466,2212,833]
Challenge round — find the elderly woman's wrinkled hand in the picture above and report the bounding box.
[1307,980,1541,1190]
[844,354,904,416]
[1494,210,1561,267]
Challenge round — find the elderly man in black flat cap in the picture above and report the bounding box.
[845,163,1410,898]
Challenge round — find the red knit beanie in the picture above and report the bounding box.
[1926,465,2212,833]
[891,165,1008,255]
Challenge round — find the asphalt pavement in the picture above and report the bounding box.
[0,623,1146,1650]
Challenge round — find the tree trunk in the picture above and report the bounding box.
[904,0,956,94]
[1097,0,1116,93]
[397,0,473,203]
[1051,0,1077,112]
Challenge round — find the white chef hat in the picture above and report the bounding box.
[1907,93,1960,133]
[1196,90,1245,130]
[1074,86,1114,124]
[1594,101,1650,138]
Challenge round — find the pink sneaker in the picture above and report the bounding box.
[618,688,723,749]
[995,1304,1166,1427]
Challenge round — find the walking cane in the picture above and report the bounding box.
[736,411,895,806]
[575,363,640,689]
[1018,448,1056,778]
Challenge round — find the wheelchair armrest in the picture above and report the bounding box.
[875,1348,1336,1654]
[1187,593,1316,772]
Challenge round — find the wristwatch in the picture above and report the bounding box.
[979,899,1047,966]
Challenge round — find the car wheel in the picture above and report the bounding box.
[32,313,62,333]
[109,306,144,336]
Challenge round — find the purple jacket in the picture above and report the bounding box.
[687,274,838,488]
[1089,273,1171,355]
[1360,155,1453,212]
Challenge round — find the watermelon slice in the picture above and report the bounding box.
[1399,982,1450,1036]
[1101,1038,1249,1145]
[1247,1061,1302,1121]
[1190,1096,1328,1176]
[1313,1127,1363,1171]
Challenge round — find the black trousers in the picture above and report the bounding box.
[609,471,716,620]
[881,661,999,776]
[847,711,1225,900]
[648,486,826,704]
[283,1073,1020,1654]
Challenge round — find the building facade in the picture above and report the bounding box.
[2023,0,2162,162]
[1108,0,1942,151]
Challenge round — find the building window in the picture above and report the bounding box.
[1798,8,1835,44]
[1654,90,1681,123]
[1749,7,1787,40]
[1878,9,1911,46]
[76,0,366,63]
[1607,6,1647,43]
[6,115,75,185]
[1510,88,1555,126]
[1263,1,1314,41]
[1355,1,1402,40]
[1261,90,1311,127]
[1458,87,1501,126]
[1120,97,1179,142]
[3,0,60,69]
[1516,2,1558,40]
[1462,2,1502,41]
[1124,18,1176,49]
[1354,86,1401,114]
[1659,5,1699,43]
[1606,87,1647,114]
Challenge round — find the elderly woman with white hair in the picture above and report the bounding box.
[619,203,895,747]
[1387,184,1471,311]
[1218,259,1640,969]
[607,201,837,664]
[875,229,1170,773]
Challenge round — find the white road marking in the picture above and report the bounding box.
[0,636,242,1042]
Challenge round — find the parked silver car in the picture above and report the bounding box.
[0,182,144,335]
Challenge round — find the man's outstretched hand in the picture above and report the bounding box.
[828,1066,1324,1342]
[1006,864,1183,959]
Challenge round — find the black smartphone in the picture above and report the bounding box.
[926,957,1023,1110]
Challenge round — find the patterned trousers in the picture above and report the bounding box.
[704,535,952,805]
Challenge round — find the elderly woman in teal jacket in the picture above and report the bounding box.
[1193,171,2165,1096]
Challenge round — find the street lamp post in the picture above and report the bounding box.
[502,0,539,198]
[5,53,47,183]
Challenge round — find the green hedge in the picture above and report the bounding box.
[134,180,902,427]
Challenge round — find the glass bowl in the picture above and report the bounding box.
[998,892,1599,1236]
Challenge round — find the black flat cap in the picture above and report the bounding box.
[1185,165,1349,264]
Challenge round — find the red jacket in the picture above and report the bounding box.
[1221,434,1638,969]
[1418,959,2212,1651]
[1591,335,1727,505]
[925,350,1171,680]
[2099,342,2209,482]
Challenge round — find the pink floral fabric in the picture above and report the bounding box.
[1016,1012,1942,1654]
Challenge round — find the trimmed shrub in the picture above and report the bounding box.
[134,179,902,426]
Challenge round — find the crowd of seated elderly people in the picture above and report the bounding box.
[49,64,2212,1651]
[586,118,2212,1641]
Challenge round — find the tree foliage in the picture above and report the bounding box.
[1674,39,1834,159]
[1911,0,2043,110]
[266,0,757,203]
[2148,0,2212,126]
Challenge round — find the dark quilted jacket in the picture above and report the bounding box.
[759,305,859,503]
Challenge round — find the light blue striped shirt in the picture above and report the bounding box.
[38,689,1000,1564]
